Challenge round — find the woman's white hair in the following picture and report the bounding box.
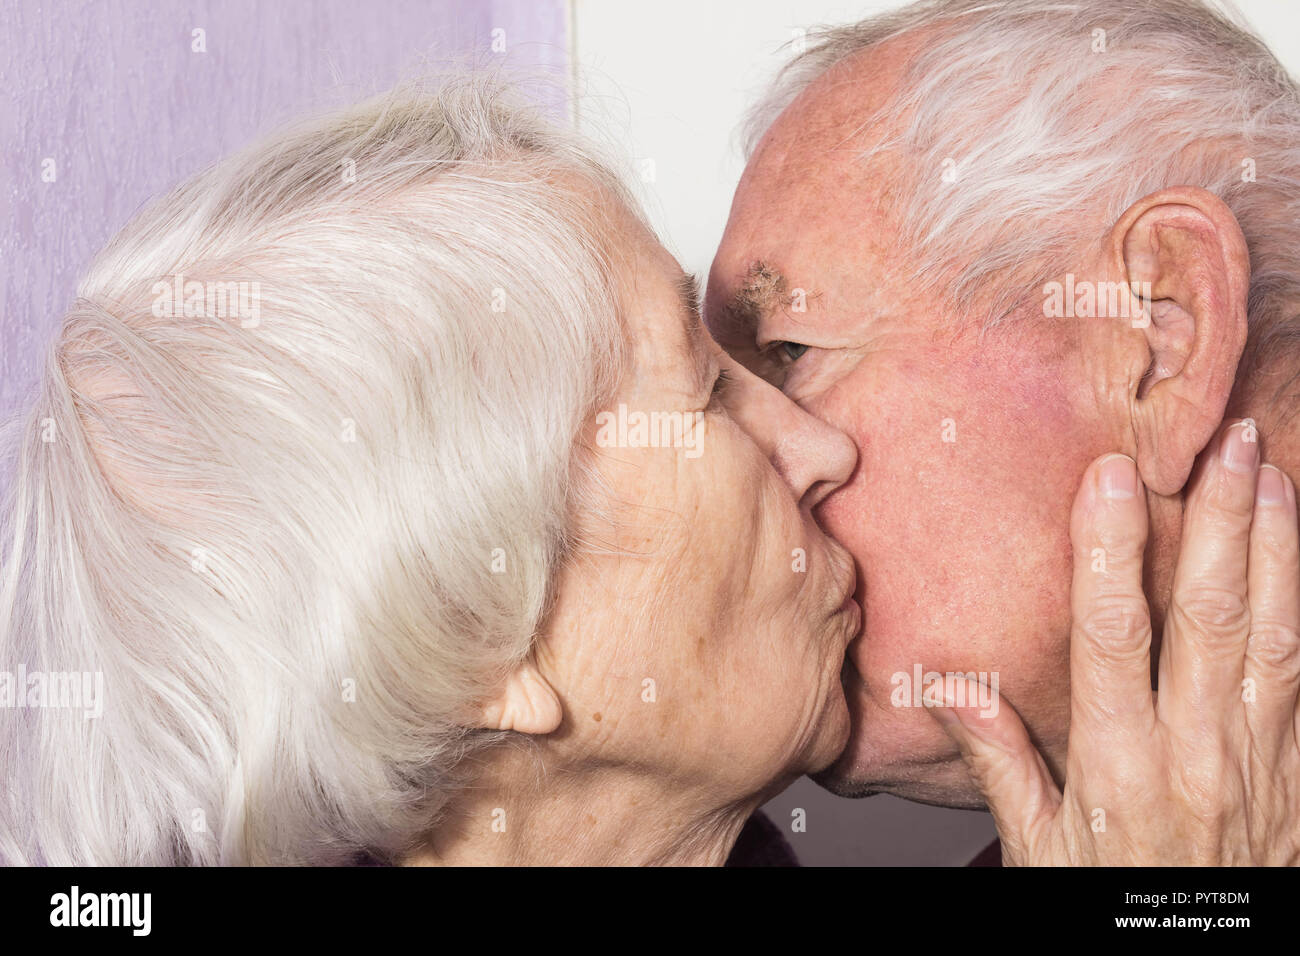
[746,0,1300,375]
[0,75,628,864]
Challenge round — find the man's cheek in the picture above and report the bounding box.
[831,451,1073,740]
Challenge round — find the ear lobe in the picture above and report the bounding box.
[477,659,562,735]
[1117,188,1250,495]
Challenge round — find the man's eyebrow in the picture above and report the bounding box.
[716,260,788,338]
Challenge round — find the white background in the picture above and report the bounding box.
[569,0,1300,864]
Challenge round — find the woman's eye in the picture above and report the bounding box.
[706,368,733,411]
[778,341,809,362]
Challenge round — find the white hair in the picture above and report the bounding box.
[746,0,1300,375]
[0,75,629,864]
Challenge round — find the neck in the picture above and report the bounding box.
[403,747,764,867]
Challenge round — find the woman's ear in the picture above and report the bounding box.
[1115,187,1250,495]
[477,659,562,735]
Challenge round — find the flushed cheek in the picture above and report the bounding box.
[818,368,1087,778]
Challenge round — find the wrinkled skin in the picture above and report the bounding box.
[944,426,1300,865]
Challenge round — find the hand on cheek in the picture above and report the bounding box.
[926,421,1300,865]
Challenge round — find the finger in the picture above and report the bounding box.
[1244,463,1300,759]
[1158,419,1259,735]
[1067,453,1156,746]
[926,676,1060,862]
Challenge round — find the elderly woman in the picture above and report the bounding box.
[1,77,1297,866]
[0,78,859,866]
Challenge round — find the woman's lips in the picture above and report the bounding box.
[839,592,862,639]
[846,618,872,680]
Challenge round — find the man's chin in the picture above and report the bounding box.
[811,753,991,809]
[810,761,883,799]
[820,657,991,808]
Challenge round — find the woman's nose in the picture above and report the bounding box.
[726,364,857,509]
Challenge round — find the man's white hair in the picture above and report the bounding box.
[0,75,628,864]
[747,0,1300,375]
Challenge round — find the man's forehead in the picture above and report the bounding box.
[735,25,938,225]
[709,43,925,322]
[764,34,913,149]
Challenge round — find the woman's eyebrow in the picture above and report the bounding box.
[677,270,703,324]
[673,271,717,394]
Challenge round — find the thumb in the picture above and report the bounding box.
[926,676,1061,863]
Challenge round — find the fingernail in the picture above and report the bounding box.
[1099,454,1138,500]
[1223,420,1260,474]
[1257,464,1287,506]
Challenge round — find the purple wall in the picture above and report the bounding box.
[0,0,569,416]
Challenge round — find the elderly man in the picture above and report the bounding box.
[705,0,1300,859]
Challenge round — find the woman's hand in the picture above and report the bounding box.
[932,419,1300,865]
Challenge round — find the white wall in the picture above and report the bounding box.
[572,1,897,276]
[569,0,1300,865]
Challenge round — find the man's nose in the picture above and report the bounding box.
[775,401,858,509]
[728,365,858,509]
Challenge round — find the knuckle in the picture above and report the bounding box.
[1076,596,1153,658]
[1247,621,1300,677]
[1173,586,1251,646]
[1174,748,1237,828]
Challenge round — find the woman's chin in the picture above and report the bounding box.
[801,678,854,776]
[802,657,867,791]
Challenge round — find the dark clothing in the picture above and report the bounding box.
[722,813,1004,866]
[968,838,1002,866]
[724,811,799,866]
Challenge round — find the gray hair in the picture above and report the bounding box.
[746,0,1300,374]
[0,75,628,864]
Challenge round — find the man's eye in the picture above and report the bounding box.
[778,341,809,362]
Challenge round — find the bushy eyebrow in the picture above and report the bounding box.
[715,260,788,339]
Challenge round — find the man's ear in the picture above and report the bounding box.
[1113,187,1250,495]
[477,659,562,735]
